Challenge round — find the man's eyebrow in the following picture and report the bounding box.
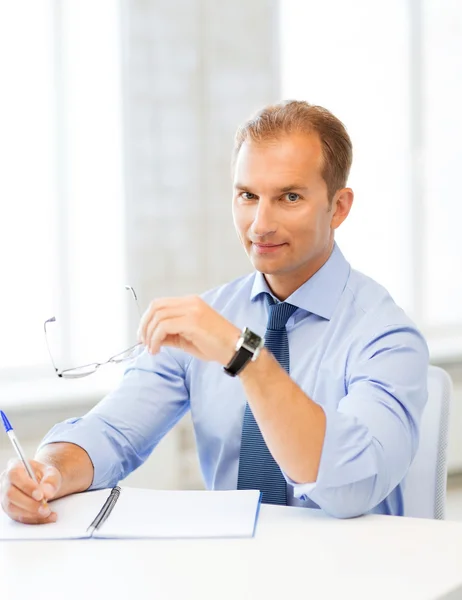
[278,184,309,193]
[233,183,309,192]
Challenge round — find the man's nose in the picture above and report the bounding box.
[250,199,277,238]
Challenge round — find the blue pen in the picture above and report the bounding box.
[1,410,48,507]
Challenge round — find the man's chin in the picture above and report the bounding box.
[250,255,285,275]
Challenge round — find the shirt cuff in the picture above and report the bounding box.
[285,473,317,501]
[38,417,122,490]
[282,406,330,501]
[283,405,378,503]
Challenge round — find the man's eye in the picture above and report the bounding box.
[242,192,256,200]
[285,193,300,202]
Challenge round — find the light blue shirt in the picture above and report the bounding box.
[41,244,429,518]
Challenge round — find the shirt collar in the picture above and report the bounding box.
[250,242,350,320]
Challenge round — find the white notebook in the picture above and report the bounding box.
[0,487,261,541]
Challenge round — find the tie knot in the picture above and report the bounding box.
[265,294,298,330]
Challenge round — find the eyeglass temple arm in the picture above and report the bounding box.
[44,288,140,376]
[124,285,142,319]
[44,317,59,374]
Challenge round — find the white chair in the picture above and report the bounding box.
[403,365,452,519]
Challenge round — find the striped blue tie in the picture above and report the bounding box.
[237,294,298,505]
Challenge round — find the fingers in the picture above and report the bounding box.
[17,514,57,525]
[138,296,201,344]
[38,465,61,500]
[0,479,57,524]
[143,307,186,350]
[7,503,57,525]
[4,483,44,514]
[7,460,60,501]
[6,458,41,497]
[137,297,182,342]
[146,316,190,354]
[0,460,61,525]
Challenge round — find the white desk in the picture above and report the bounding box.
[2,505,462,600]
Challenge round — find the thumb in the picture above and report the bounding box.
[37,464,62,501]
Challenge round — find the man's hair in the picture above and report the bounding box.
[233,100,353,203]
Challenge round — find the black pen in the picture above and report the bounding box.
[87,486,121,534]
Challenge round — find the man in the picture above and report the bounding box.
[1,100,428,523]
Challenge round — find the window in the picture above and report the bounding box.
[281,0,462,361]
[0,0,127,380]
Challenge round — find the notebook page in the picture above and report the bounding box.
[95,488,261,539]
[0,488,112,540]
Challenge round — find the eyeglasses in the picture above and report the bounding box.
[44,285,143,379]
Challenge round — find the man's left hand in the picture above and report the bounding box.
[138,296,240,365]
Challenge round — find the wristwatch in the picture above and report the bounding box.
[223,327,265,377]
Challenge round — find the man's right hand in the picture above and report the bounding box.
[0,459,62,524]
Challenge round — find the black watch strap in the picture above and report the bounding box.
[223,346,254,377]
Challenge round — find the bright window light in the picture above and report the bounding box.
[0,1,58,369]
[281,0,413,316]
[281,0,462,359]
[0,0,127,376]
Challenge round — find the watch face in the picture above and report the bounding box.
[243,328,262,350]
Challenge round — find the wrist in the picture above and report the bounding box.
[220,326,241,366]
[35,442,93,497]
[238,347,268,381]
[223,327,265,377]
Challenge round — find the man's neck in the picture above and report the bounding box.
[263,243,334,301]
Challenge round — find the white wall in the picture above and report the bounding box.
[121,0,279,320]
[281,0,462,363]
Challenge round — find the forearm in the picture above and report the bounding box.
[239,349,326,483]
[35,442,94,499]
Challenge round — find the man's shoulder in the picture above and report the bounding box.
[344,267,426,346]
[346,268,406,319]
[200,272,255,311]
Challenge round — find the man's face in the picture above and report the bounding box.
[232,132,342,283]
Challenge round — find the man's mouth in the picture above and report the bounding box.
[251,242,286,255]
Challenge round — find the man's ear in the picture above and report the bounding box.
[330,188,354,230]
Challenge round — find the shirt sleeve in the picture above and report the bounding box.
[286,324,429,518]
[38,347,191,490]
